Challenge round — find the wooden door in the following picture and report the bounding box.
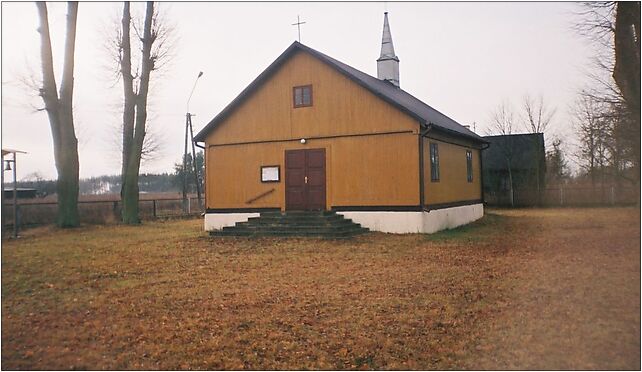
[285,148,326,210]
[305,149,326,210]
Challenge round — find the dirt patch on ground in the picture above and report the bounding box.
[2,208,639,369]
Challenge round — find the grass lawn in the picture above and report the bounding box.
[2,208,639,370]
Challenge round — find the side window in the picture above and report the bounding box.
[293,85,312,108]
[466,150,473,182]
[430,143,440,182]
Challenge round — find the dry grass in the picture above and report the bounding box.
[1,208,639,370]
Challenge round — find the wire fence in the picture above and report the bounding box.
[2,197,204,228]
[485,185,638,207]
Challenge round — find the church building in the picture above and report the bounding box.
[194,13,487,234]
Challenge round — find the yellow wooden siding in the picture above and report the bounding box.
[204,50,418,146]
[202,47,482,211]
[423,137,482,205]
[206,132,419,210]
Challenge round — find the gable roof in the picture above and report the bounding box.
[194,41,485,143]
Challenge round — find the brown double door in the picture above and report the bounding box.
[285,148,326,211]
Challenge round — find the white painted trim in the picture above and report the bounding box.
[337,203,484,234]
[204,212,259,231]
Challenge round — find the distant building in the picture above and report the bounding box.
[3,188,37,199]
[482,133,545,206]
[194,13,488,234]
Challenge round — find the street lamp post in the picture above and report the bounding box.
[2,149,25,238]
[10,155,17,238]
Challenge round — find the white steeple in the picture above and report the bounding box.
[377,12,400,88]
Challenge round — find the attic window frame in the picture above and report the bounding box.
[293,85,313,108]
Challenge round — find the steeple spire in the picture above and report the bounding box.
[377,12,400,87]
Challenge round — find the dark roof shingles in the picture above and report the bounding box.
[195,41,483,143]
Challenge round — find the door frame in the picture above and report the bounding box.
[284,148,327,211]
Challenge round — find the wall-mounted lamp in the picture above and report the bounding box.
[300,138,306,144]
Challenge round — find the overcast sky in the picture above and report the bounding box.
[2,2,598,181]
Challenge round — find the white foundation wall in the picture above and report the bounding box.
[421,203,484,234]
[338,203,484,234]
[204,212,259,231]
[337,211,425,234]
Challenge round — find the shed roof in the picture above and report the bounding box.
[194,41,484,143]
[482,133,545,171]
[2,149,27,156]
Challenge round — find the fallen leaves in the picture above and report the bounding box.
[1,208,639,369]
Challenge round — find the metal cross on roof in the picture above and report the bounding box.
[292,15,306,42]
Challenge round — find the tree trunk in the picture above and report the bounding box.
[120,2,135,203]
[119,1,137,224]
[120,1,155,224]
[36,2,80,227]
[613,2,641,204]
[613,2,640,118]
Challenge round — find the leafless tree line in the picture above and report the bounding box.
[33,1,173,227]
[488,2,640,205]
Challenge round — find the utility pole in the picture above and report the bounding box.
[183,72,204,213]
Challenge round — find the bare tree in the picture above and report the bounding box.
[546,137,569,185]
[487,102,517,207]
[522,94,556,134]
[520,94,555,203]
[109,119,164,164]
[572,95,612,186]
[116,2,173,224]
[612,2,640,118]
[574,2,640,199]
[612,2,640,188]
[35,2,80,227]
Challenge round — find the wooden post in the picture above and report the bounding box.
[1,156,4,235]
[15,204,20,236]
[152,199,157,218]
[560,187,564,206]
[113,201,119,219]
[611,186,615,205]
[12,153,17,238]
[187,197,191,214]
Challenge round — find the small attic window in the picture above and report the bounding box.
[293,85,312,108]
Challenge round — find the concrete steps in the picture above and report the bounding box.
[210,210,368,239]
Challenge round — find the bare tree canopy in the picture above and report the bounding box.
[35,1,80,227]
[522,94,556,134]
[489,101,515,136]
[572,95,611,184]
